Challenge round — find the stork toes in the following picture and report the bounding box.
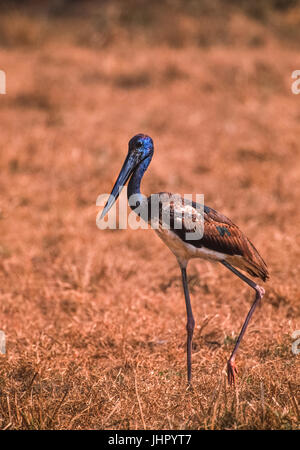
[227,359,238,386]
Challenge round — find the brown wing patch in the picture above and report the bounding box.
[201,220,249,257]
[203,208,269,280]
[148,194,269,281]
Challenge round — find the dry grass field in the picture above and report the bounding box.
[0,1,299,430]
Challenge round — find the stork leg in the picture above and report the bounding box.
[179,263,195,385]
[221,260,265,385]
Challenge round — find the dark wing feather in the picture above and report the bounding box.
[169,202,251,257]
[199,206,250,257]
[151,194,269,281]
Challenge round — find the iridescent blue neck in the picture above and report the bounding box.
[128,155,152,209]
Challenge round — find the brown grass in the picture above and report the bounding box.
[0,2,299,430]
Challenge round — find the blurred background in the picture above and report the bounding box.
[0,0,299,430]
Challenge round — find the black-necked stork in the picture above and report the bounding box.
[100,134,269,385]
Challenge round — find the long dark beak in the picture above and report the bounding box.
[100,153,137,219]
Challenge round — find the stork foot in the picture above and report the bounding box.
[227,359,238,386]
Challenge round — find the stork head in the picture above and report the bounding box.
[128,134,154,159]
[100,134,154,219]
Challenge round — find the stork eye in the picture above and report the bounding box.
[136,141,142,148]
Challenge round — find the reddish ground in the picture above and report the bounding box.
[0,3,299,429]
